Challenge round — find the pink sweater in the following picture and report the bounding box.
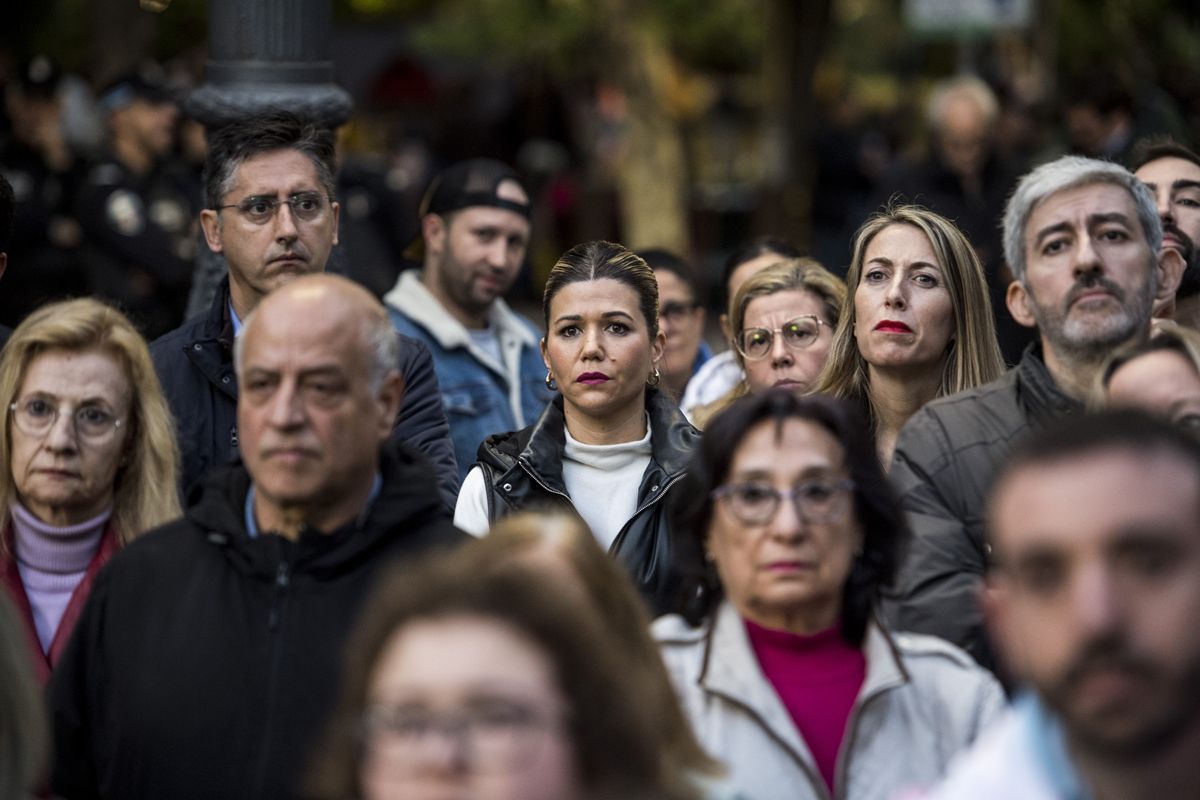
[745,618,866,794]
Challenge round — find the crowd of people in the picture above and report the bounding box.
[1,63,1200,800]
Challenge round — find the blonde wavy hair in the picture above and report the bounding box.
[0,299,181,544]
[692,258,846,428]
[814,205,1005,419]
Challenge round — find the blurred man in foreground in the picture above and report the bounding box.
[930,410,1200,800]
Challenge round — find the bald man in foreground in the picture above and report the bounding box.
[50,275,467,800]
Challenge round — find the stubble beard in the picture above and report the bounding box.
[1046,640,1200,764]
[1027,273,1155,365]
[435,250,498,321]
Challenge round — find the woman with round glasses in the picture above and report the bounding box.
[0,298,180,684]
[814,205,1004,466]
[308,548,701,800]
[454,241,698,614]
[692,259,845,428]
[656,391,1003,800]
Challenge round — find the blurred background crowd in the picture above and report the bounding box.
[2,0,1198,341]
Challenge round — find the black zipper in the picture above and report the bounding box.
[251,549,291,796]
[609,472,685,554]
[516,457,573,502]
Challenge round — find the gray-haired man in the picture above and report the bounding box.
[888,155,1185,669]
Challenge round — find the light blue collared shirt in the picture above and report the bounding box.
[1017,692,1092,800]
[244,473,383,538]
[230,302,244,337]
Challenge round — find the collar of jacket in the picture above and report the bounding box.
[196,275,234,349]
[698,600,909,781]
[1015,342,1085,424]
[383,269,539,352]
[506,388,699,497]
[180,276,238,401]
[186,442,452,581]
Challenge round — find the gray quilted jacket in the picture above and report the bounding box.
[886,345,1082,669]
[654,603,1006,800]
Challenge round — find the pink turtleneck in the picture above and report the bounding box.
[11,501,111,653]
[744,617,866,794]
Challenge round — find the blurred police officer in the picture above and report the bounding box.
[75,66,196,338]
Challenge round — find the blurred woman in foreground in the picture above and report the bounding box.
[466,512,725,793]
[656,391,1003,800]
[309,546,702,800]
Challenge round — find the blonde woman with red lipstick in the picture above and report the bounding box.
[814,205,1004,466]
[454,241,700,615]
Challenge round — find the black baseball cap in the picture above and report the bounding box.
[406,158,531,259]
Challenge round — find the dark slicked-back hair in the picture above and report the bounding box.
[990,410,1200,540]
[544,240,659,339]
[1129,136,1200,173]
[1129,137,1200,299]
[638,248,704,301]
[203,111,337,210]
[670,390,908,646]
[0,173,14,252]
[720,237,801,309]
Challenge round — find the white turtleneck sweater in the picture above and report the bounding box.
[454,419,653,550]
[558,424,652,550]
[11,501,111,653]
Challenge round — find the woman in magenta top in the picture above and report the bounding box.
[655,391,1004,800]
[0,299,180,684]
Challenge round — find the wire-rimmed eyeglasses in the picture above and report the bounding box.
[9,398,123,443]
[215,191,332,225]
[359,700,565,772]
[735,315,828,361]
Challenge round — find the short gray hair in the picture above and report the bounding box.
[926,75,999,131]
[1003,155,1162,282]
[234,308,401,393]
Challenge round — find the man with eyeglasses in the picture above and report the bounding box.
[640,249,711,401]
[383,158,551,482]
[150,112,459,508]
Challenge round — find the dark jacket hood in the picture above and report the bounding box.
[186,443,453,582]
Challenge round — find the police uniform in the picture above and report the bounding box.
[74,154,196,338]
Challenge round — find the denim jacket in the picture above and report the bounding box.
[385,269,553,481]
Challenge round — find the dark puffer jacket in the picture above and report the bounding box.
[150,277,460,509]
[474,388,699,615]
[887,345,1083,669]
[50,444,466,800]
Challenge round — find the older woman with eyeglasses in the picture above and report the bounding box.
[0,299,180,684]
[656,391,1003,800]
[691,259,845,428]
[308,546,704,800]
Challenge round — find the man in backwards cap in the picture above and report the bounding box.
[74,67,195,337]
[384,159,552,480]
